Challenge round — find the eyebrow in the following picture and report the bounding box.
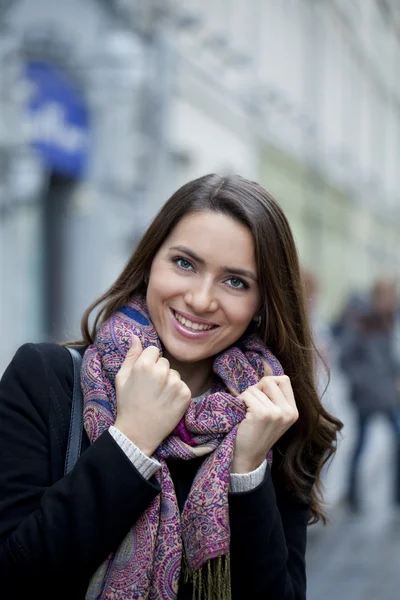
[169,245,258,281]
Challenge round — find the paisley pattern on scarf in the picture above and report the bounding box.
[82,295,283,599]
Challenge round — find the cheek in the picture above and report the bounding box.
[224,297,260,327]
[146,282,167,329]
[146,264,183,308]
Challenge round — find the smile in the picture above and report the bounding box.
[171,309,218,332]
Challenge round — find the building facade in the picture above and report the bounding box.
[1,0,400,372]
[0,0,161,370]
[163,0,400,317]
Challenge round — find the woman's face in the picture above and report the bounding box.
[146,210,261,365]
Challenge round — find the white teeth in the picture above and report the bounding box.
[174,311,214,331]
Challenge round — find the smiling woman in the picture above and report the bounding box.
[0,174,342,600]
[146,211,261,388]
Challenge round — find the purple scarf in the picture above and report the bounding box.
[81,295,283,599]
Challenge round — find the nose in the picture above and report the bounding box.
[184,278,218,315]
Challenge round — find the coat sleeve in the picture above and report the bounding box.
[228,464,311,600]
[0,344,160,597]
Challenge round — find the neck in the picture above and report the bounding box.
[163,352,214,398]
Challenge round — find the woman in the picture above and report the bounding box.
[0,174,341,599]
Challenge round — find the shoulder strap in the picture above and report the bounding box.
[64,347,84,475]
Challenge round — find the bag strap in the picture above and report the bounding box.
[64,347,84,475]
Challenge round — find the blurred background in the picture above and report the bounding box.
[1,1,400,597]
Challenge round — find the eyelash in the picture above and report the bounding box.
[172,257,249,290]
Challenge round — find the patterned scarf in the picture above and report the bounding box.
[81,295,283,600]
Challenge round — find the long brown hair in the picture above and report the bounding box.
[76,173,342,524]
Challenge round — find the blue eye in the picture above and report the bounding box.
[175,257,194,270]
[227,277,247,289]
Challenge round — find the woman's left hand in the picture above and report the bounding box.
[231,376,299,473]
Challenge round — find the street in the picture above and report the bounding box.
[306,370,400,600]
[307,503,400,600]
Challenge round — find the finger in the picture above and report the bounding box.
[151,357,169,387]
[179,381,192,402]
[239,388,278,423]
[121,334,143,369]
[256,377,288,409]
[240,386,274,410]
[248,386,272,405]
[156,357,170,375]
[257,377,298,422]
[157,357,170,369]
[136,345,160,367]
[168,369,182,387]
[117,335,143,379]
[242,380,298,429]
[269,375,297,410]
[253,388,277,414]
[127,333,142,357]
[169,368,181,379]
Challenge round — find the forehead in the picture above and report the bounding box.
[164,211,256,268]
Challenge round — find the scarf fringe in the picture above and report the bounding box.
[183,552,232,600]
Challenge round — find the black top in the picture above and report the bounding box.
[0,343,312,599]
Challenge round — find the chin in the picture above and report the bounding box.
[164,345,209,364]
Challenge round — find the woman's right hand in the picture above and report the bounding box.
[114,335,191,456]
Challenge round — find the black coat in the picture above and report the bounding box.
[0,343,312,599]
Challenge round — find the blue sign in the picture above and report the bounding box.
[23,60,90,178]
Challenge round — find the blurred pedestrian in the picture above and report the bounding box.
[331,291,369,342]
[0,174,342,599]
[339,278,400,513]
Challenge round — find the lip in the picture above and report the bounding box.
[171,308,218,327]
[169,308,219,340]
